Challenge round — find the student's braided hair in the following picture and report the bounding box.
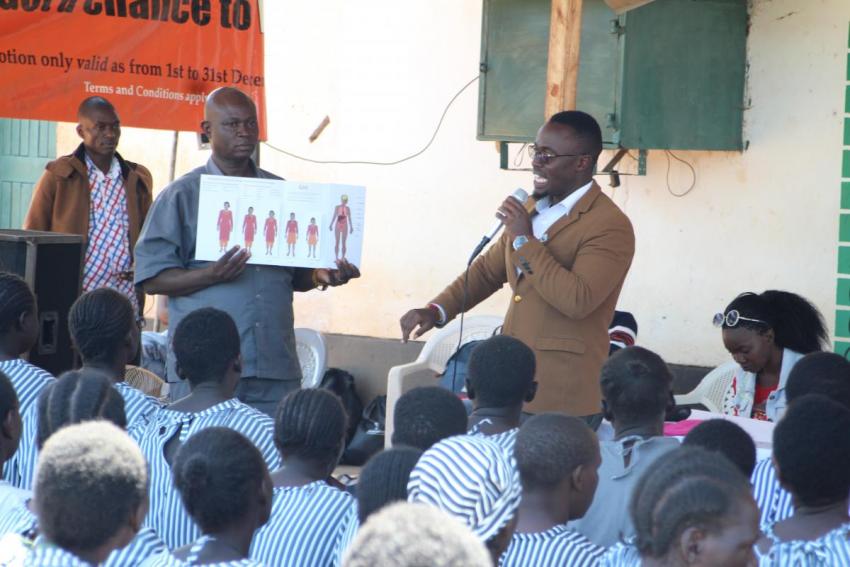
[630,446,752,558]
[722,290,827,354]
[36,369,126,448]
[274,389,347,474]
[0,272,35,333]
[68,288,135,364]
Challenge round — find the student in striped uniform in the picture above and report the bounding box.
[144,428,271,566]
[755,396,850,565]
[407,435,521,565]
[751,352,850,530]
[601,446,760,567]
[0,370,165,567]
[501,414,604,567]
[132,308,280,550]
[23,421,149,566]
[0,372,27,523]
[682,419,756,477]
[69,288,163,430]
[343,502,491,567]
[465,335,537,454]
[391,386,468,450]
[251,389,356,566]
[0,272,54,490]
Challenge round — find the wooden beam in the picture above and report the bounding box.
[604,0,656,15]
[544,0,584,119]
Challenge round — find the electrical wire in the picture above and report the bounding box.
[664,149,697,197]
[262,75,481,166]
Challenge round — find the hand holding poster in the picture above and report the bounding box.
[196,176,366,269]
[0,0,266,136]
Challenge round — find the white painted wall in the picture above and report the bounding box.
[56,0,850,367]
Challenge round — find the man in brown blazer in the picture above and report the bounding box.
[400,111,634,424]
[24,97,153,318]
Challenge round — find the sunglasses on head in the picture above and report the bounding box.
[712,310,767,328]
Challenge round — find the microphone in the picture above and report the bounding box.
[468,188,529,266]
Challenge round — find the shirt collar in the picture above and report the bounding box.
[84,152,121,180]
[535,180,594,213]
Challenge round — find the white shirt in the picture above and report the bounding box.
[530,181,594,242]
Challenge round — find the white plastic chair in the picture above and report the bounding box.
[295,328,328,389]
[674,361,738,414]
[385,314,505,447]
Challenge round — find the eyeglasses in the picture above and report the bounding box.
[527,144,587,165]
[712,310,767,328]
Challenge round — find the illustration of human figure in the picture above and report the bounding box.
[306,217,319,258]
[285,212,299,257]
[242,206,257,253]
[264,210,278,255]
[329,195,354,261]
[217,201,233,252]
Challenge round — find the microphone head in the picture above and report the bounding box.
[512,188,529,204]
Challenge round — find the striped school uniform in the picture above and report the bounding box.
[751,457,794,530]
[500,525,605,567]
[24,543,93,566]
[250,481,355,566]
[0,359,54,489]
[599,540,641,567]
[142,535,263,566]
[331,507,358,567]
[467,422,519,455]
[132,399,281,549]
[758,522,850,566]
[114,381,163,430]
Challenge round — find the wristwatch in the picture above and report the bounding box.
[512,235,529,250]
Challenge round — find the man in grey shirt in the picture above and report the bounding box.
[134,87,359,414]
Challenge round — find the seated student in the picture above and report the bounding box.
[501,414,604,567]
[391,386,467,450]
[751,351,850,529]
[601,446,760,567]
[407,435,521,564]
[145,428,271,566]
[756,395,850,565]
[26,421,148,566]
[466,335,537,452]
[131,307,280,550]
[0,273,54,489]
[250,389,355,566]
[343,502,491,567]
[69,288,162,429]
[572,346,679,547]
[715,290,827,421]
[682,419,756,477]
[0,370,165,567]
[0,372,26,518]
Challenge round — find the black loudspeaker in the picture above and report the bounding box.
[0,230,84,376]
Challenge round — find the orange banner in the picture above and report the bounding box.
[0,1,266,138]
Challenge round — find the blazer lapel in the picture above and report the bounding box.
[542,183,602,242]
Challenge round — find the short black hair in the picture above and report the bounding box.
[548,110,603,159]
[172,308,240,385]
[37,369,127,448]
[786,352,850,409]
[631,447,751,559]
[173,427,267,533]
[274,389,347,473]
[0,272,35,335]
[600,347,672,424]
[468,336,535,408]
[77,96,116,120]
[391,387,468,450]
[0,371,19,426]
[773,395,850,507]
[683,419,756,477]
[69,288,135,364]
[722,291,827,354]
[515,413,597,491]
[357,447,423,523]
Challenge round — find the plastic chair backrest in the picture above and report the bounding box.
[675,361,738,414]
[295,328,328,388]
[417,315,505,372]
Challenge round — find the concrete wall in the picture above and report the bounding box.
[56,0,850,373]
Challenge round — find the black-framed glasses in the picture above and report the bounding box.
[712,310,767,328]
[527,144,587,165]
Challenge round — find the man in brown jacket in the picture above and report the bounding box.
[24,97,153,318]
[400,111,635,424]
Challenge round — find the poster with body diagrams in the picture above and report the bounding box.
[196,175,365,269]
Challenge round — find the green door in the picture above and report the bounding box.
[0,120,57,229]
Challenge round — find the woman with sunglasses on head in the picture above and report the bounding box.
[715,290,827,421]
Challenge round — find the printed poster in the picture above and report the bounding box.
[196,175,365,269]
